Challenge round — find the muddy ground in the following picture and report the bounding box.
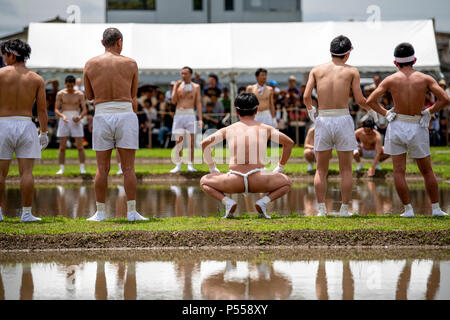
[1,230,449,250]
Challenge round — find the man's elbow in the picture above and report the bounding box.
[365,97,374,106]
[445,95,450,105]
[286,137,294,148]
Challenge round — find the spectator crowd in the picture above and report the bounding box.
[36,72,450,149]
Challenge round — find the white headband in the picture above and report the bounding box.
[5,47,21,57]
[395,55,415,63]
[331,47,353,56]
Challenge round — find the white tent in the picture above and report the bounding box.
[27,20,440,73]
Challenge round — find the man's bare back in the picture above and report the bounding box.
[309,62,362,109]
[355,128,380,150]
[0,65,46,117]
[84,52,138,108]
[222,120,273,172]
[375,70,440,116]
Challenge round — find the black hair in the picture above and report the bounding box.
[0,39,31,63]
[65,75,76,83]
[255,68,268,77]
[182,66,193,74]
[206,102,214,107]
[330,35,352,59]
[102,28,123,48]
[235,92,258,117]
[208,73,218,83]
[394,42,415,68]
[362,118,375,129]
[238,86,246,93]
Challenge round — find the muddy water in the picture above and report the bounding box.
[0,248,448,300]
[2,182,449,218]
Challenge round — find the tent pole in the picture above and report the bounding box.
[229,72,238,123]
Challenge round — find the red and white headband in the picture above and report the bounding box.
[395,55,415,63]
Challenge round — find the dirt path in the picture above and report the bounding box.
[1,230,449,250]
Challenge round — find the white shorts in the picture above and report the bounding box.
[314,109,357,152]
[384,115,430,159]
[93,102,139,151]
[361,147,376,159]
[172,109,196,135]
[0,117,41,159]
[56,111,84,138]
[254,110,276,127]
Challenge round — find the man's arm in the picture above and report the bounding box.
[426,76,450,114]
[171,81,181,104]
[195,85,203,127]
[83,63,94,101]
[269,127,294,166]
[79,92,88,119]
[54,92,66,121]
[371,133,383,169]
[269,87,275,118]
[201,128,226,165]
[366,79,390,116]
[304,128,314,149]
[351,68,368,108]
[303,69,315,111]
[36,77,48,133]
[131,60,139,113]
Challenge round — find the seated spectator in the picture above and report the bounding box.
[203,102,221,131]
[286,75,300,98]
[220,87,231,113]
[158,103,175,148]
[210,94,224,115]
[203,73,222,98]
[275,102,289,134]
[165,81,176,102]
[192,72,206,91]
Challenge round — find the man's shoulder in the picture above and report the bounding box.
[28,70,44,84]
[56,89,66,96]
[121,55,137,64]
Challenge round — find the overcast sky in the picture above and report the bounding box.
[1,0,449,37]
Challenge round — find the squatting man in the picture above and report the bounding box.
[200,92,294,219]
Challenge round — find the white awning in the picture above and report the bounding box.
[27,20,440,73]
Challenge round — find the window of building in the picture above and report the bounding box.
[107,0,156,10]
[193,0,203,11]
[243,0,299,12]
[225,0,234,11]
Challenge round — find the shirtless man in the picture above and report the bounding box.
[55,75,87,175]
[367,42,449,217]
[83,27,147,222]
[303,126,315,172]
[200,93,293,219]
[353,118,390,177]
[246,68,276,127]
[304,35,378,217]
[170,66,203,173]
[0,39,48,222]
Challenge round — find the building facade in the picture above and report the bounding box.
[106,0,302,23]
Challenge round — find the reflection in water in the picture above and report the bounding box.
[200,262,292,300]
[3,182,449,218]
[1,255,448,300]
